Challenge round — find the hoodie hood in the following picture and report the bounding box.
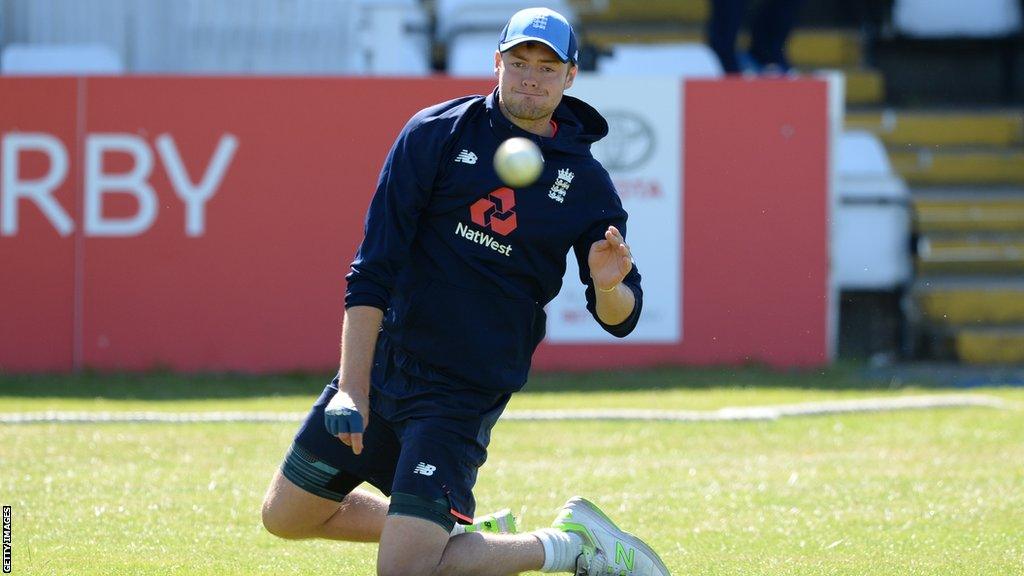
[485,87,608,155]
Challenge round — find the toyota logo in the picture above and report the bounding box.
[592,111,656,171]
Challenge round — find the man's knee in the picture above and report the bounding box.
[261,497,309,540]
[377,510,451,576]
[262,468,351,539]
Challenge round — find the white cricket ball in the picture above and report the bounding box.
[494,137,544,188]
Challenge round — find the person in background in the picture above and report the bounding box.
[707,0,806,74]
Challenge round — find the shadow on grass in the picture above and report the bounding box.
[0,362,952,401]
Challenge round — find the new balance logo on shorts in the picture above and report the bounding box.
[413,462,436,476]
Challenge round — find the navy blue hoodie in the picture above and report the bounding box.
[346,88,643,392]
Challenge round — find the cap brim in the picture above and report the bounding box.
[498,37,569,63]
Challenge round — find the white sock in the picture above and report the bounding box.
[450,523,466,536]
[535,528,584,573]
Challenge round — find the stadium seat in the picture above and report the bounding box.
[893,0,1023,38]
[447,31,500,77]
[5,0,132,58]
[1,44,123,74]
[596,43,723,78]
[833,130,912,290]
[436,0,576,40]
[836,130,894,177]
[166,0,360,74]
[352,0,431,76]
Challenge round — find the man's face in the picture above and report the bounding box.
[495,42,577,122]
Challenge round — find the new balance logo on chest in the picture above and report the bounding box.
[455,150,478,164]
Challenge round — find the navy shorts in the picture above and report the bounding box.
[281,336,511,529]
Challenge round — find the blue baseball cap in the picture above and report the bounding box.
[498,7,579,64]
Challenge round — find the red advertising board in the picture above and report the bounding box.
[0,78,79,371]
[679,79,829,365]
[0,76,828,373]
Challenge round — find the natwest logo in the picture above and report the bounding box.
[1,132,238,237]
[470,187,517,236]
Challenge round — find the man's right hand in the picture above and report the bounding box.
[332,306,383,456]
[325,389,369,455]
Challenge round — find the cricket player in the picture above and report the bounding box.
[262,7,670,576]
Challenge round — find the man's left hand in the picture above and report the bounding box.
[588,225,632,292]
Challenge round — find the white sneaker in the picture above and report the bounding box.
[552,496,670,576]
[464,508,518,534]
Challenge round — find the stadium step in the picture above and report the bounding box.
[846,110,1024,147]
[843,69,885,106]
[908,188,1024,364]
[909,279,1024,363]
[788,29,862,68]
[577,0,709,25]
[889,149,1024,186]
[913,191,1024,234]
[916,235,1024,275]
[914,278,1024,325]
[956,327,1024,364]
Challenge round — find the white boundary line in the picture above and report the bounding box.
[0,394,1006,425]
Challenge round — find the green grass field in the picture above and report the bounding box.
[2,366,1023,575]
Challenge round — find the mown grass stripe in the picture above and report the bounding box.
[0,395,1005,425]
